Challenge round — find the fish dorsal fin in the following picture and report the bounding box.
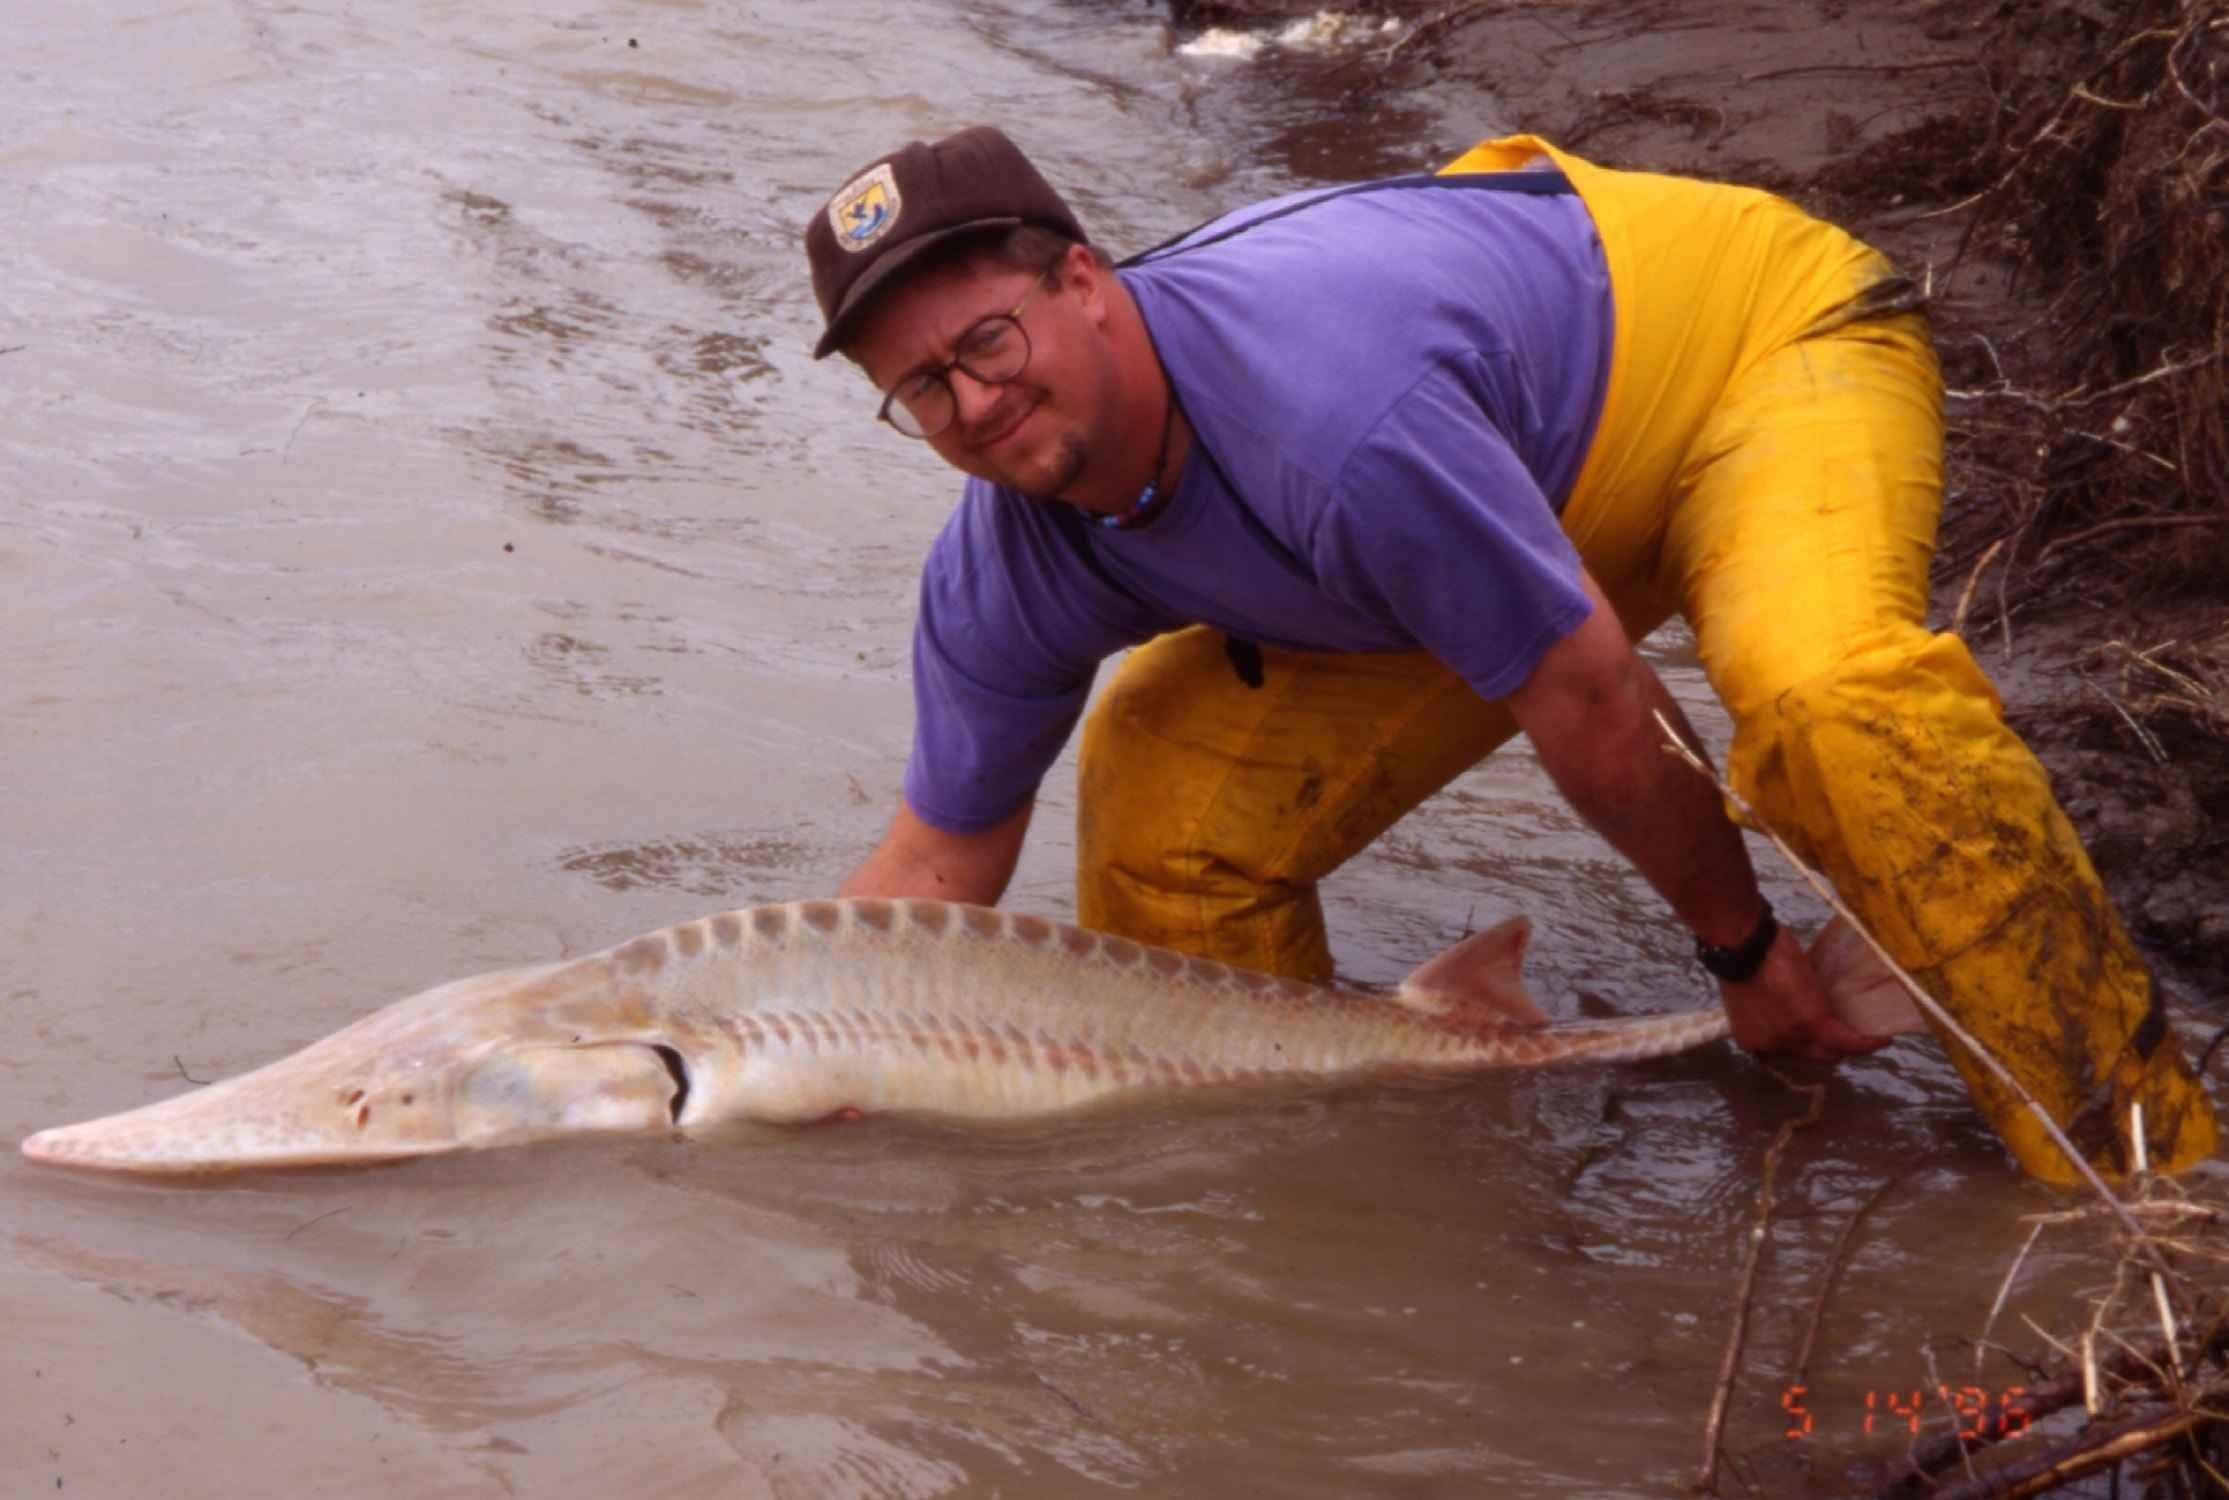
[1811,917,1926,1037]
[1394,916,1551,1028]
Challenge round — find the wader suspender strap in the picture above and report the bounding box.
[1055,168,1580,688]
[1120,169,1579,264]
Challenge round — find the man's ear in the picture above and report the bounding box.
[1058,241,1112,326]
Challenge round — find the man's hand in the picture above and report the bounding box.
[839,798,1032,904]
[1717,925,1894,1061]
[1506,571,1903,1065]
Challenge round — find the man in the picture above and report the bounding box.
[801,125,2215,1182]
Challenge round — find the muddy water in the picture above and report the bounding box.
[0,3,2166,1495]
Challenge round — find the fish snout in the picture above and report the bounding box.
[21,1037,693,1174]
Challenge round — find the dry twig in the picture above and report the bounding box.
[1924,1395,2218,1499]
[1976,1222,2047,1380]
[1698,1071,1825,1493]
[1743,56,1970,83]
[1950,537,2008,641]
[1793,1165,1932,1389]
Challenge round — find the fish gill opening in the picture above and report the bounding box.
[649,1043,691,1124]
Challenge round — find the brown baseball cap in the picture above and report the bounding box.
[804,125,1088,360]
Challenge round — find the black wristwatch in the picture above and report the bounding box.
[1696,901,1779,983]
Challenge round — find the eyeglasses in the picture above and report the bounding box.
[877,278,1052,440]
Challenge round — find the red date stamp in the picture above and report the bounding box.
[1780,1384,2034,1442]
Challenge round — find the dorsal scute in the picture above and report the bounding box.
[695,899,1102,962]
[687,899,1343,1020]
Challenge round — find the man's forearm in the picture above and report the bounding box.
[1508,576,1886,1059]
[1508,581,1767,949]
[1546,676,1767,948]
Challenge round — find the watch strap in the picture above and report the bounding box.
[1696,902,1779,983]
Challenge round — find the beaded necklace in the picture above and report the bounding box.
[1091,382,1177,530]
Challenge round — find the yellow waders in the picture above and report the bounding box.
[1074,136,2217,1182]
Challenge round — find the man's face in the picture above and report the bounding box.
[848,247,1113,503]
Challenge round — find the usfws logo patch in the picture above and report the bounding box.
[829,164,901,253]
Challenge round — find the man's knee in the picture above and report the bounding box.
[1724,627,2039,955]
[1074,631,1232,882]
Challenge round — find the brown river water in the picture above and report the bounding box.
[5,2,2202,1494]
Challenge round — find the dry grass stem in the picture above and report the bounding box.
[2079,674,2171,764]
[2131,1104,2189,1381]
[1977,1221,2048,1379]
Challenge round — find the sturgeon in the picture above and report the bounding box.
[19,899,1915,1174]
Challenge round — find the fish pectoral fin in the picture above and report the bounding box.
[1394,915,1552,1029]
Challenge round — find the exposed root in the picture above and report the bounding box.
[1923,0,2228,615]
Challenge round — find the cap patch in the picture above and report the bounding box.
[828,163,902,254]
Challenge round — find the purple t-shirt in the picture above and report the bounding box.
[905,171,1615,833]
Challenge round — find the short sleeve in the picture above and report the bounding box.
[902,485,1161,832]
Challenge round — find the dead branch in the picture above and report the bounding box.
[1793,1164,1933,1388]
[1877,1325,2229,1495]
[1923,1395,2217,1499]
